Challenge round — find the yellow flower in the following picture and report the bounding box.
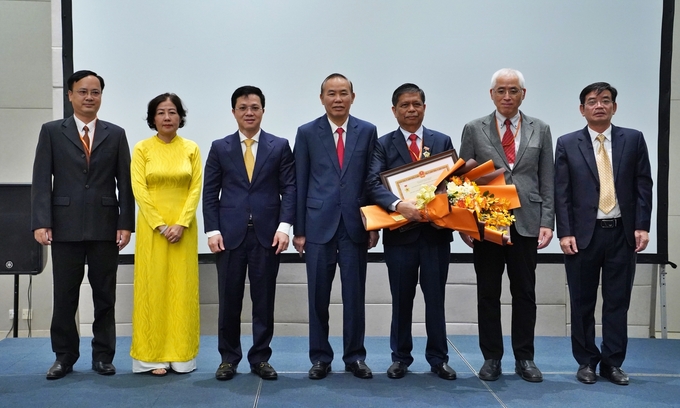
[410,175,516,234]
[445,177,515,231]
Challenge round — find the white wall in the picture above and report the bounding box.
[0,0,54,338]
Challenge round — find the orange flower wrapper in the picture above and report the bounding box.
[361,159,520,246]
[360,205,410,231]
[421,194,482,240]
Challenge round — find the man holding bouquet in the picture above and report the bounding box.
[458,68,554,383]
[366,83,457,380]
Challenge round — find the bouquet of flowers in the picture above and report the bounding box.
[416,174,516,244]
[361,158,520,245]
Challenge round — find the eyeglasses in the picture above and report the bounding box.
[74,89,102,98]
[584,99,613,107]
[235,106,262,113]
[493,87,523,96]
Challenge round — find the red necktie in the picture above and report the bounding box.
[81,125,91,165]
[336,128,345,169]
[501,119,515,164]
[409,134,420,162]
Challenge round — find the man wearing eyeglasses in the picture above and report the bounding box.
[32,70,135,380]
[554,82,652,385]
[458,68,554,383]
[203,85,296,381]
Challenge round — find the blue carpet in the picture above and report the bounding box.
[0,336,678,407]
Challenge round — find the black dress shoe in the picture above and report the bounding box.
[92,361,116,376]
[478,359,502,381]
[576,364,597,384]
[251,362,278,380]
[387,361,408,379]
[431,362,457,380]
[600,364,629,385]
[515,360,543,382]
[46,361,73,380]
[308,361,331,380]
[215,362,237,381]
[345,360,372,379]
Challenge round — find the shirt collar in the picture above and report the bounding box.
[495,111,521,128]
[327,117,349,134]
[399,126,424,140]
[239,129,261,143]
[73,116,97,135]
[587,125,612,143]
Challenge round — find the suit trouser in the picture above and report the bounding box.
[305,218,367,365]
[565,222,635,368]
[384,238,450,366]
[216,226,280,366]
[50,241,118,366]
[473,225,537,361]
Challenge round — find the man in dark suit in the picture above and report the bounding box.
[203,86,296,381]
[31,70,135,380]
[555,82,652,386]
[459,68,554,383]
[293,73,378,379]
[366,83,457,380]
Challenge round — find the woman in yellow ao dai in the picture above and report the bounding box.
[130,93,202,376]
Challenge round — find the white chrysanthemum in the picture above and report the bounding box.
[459,183,476,196]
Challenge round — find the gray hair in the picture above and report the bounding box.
[490,68,525,89]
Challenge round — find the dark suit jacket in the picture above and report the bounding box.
[459,111,554,237]
[554,125,653,249]
[294,114,377,245]
[31,116,135,240]
[366,127,454,246]
[203,130,296,250]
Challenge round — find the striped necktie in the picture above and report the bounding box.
[81,125,91,165]
[501,119,515,163]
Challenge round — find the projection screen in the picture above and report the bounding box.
[68,0,667,260]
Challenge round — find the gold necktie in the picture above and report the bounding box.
[244,138,255,181]
[595,134,616,213]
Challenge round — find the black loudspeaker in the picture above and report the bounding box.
[0,184,47,274]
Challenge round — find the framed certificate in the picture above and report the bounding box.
[380,149,459,201]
